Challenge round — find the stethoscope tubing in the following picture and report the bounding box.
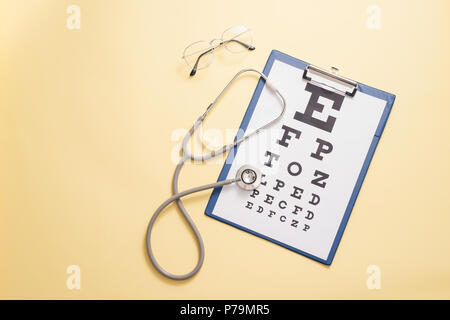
[146,69,286,280]
[146,154,237,280]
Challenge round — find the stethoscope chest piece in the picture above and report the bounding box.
[235,165,261,191]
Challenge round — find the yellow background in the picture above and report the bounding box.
[1,0,449,299]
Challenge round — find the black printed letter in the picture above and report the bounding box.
[250,189,259,198]
[305,210,314,220]
[279,200,287,209]
[309,193,320,205]
[264,151,280,168]
[311,170,329,188]
[287,162,302,176]
[277,125,301,148]
[264,194,274,205]
[292,205,303,215]
[290,186,304,200]
[294,83,344,133]
[273,179,285,191]
[310,138,333,161]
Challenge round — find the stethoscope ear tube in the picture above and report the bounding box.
[146,169,237,280]
[181,68,286,162]
[146,68,286,280]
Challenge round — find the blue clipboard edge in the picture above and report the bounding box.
[204,49,396,265]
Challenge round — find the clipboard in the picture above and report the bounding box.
[205,50,395,265]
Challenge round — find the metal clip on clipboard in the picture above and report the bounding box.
[302,65,358,97]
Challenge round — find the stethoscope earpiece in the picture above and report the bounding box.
[236,165,261,191]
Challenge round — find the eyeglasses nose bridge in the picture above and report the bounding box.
[209,38,222,47]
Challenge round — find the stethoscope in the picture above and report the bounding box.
[146,69,286,280]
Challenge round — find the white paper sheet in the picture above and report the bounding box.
[209,59,386,262]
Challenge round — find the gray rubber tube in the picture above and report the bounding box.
[145,69,286,280]
[146,154,237,280]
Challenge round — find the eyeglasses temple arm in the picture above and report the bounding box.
[221,39,255,51]
[189,47,215,77]
[189,41,255,77]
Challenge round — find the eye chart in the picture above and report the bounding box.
[205,50,395,264]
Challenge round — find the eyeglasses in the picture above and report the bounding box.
[182,26,255,77]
